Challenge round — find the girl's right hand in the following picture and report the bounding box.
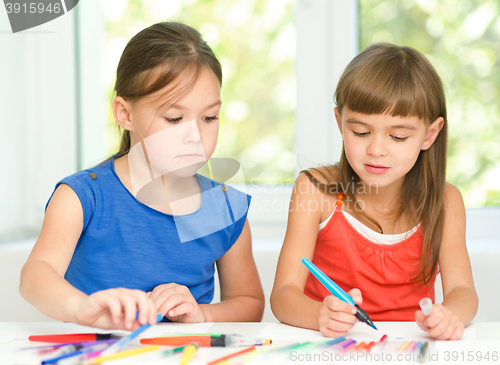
[74,288,158,330]
[319,289,363,337]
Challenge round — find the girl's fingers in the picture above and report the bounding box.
[451,324,464,340]
[320,314,355,336]
[88,292,122,325]
[424,306,444,328]
[428,315,451,339]
[121,294,139,330]
[330,310,359,324]
[157,294,186,317]
[149,299,159,325]
[414,310,428,331]
[320,326,348,338]
[325,320,355,333]
[434,320,455,340]
[150,286,184,308]
[437,317,462,340]
[135,292,153,325]
[105,296,124,325]
[324,296,356,315]
[168,302,193,318]
[149,283,181,302]
[348,288,363,305]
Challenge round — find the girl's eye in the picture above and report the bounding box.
[353,131,369,137]
[391,136,408,142]
[164,117,182,124]
[202,115,219,122]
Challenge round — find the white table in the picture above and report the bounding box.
[0,322,499,364]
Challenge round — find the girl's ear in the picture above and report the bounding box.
[334,107,343,135]
[421,116,444,150]
[113,97,134,131]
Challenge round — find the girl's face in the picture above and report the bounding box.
[335,107,443,191]
[117,67,221,178]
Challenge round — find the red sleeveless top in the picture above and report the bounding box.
[304,196,436,321]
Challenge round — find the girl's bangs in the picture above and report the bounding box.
[128,59,202,103]
[342,70,428,120]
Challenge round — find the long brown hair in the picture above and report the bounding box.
[304,43,447,285]
[111,21,222,157]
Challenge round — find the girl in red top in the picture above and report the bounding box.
[271,43,478,340]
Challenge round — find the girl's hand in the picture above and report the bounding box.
[319,288,363,337]
[74,288,158,330]
[149,283,206,323]
[415,304,464,340]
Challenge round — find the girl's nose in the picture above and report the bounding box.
[366,138,388,157]
[183,120,202,144]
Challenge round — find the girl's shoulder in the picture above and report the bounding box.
[196,173,251,210]
[443,182,465,210]
[63,160,113,182]
[302,165,339,183]
[56,159,115,195]
[444,181,462,198]
[295,165,340,195]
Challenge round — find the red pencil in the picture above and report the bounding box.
[29,333,124,343]
[206,346,256,365]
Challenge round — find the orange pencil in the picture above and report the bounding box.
[364,341,376,352]
[206,346,256,365]
[141,335,212,347]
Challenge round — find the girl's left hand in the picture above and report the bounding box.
[149,283,206,323]
[415,304,464,340]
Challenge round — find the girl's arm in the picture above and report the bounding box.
[149,219,264,322]
[19,184,157,330]
[415,183,478,340]
[201,219,265,322]
[270,173,360,335]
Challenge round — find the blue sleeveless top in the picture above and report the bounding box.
[47,158,251,306]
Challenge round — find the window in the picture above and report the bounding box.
[2,0,498,245]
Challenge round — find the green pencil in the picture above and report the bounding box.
[161,343,198,356]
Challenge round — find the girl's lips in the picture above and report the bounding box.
[365,164,390,174]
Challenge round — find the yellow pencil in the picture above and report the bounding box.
[89,345,160,364]
[398,341,410,352]
[180,342,200,365]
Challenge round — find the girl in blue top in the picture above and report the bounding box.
[20,22,264,330]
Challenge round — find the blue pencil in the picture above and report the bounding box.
[98,313,163,356]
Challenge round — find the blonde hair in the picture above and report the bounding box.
[304,43,447,284]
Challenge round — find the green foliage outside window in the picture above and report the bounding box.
[360,0,500,206]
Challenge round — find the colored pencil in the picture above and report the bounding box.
[364,341,376,352]
[89,345,160,364]
[98,313,162,356]
[398,341,410,352]
[29,333,124,343]
[207,346,256,365]
[419,342,429,363]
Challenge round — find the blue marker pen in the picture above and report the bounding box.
[302,258,377,330]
